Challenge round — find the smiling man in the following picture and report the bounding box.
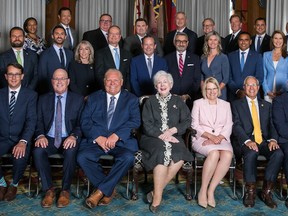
[251,17,271,54]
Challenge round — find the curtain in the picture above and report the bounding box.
[176,0,231,37]
[0,0,46,52]
[266,0,288,35]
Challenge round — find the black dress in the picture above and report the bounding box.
[140,94,193,171]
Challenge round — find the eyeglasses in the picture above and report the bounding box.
[6,73,22,78]
[175,40,188,44]
[206,88,218,91]
[100,20,112,23]
[52,77,69,81]
[244,83,258,87]
[203,24,214,28]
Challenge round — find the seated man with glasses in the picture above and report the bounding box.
[231,76,283,209]
[33,68,84,208]
[0,63,37,201]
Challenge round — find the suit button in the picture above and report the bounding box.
[86,85,89,88]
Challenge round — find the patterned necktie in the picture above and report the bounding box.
[256,36,261,52]
[107,96,115,129]
[240,52,245,72]
[147,57,152,78]
[251,100,263,144]
[179,53,184,76]
[16,51,22,66]
[66,27,72,49]
[54,95,63,148]
[59,48,65,68]
[9,91,16,117]
[114,48,120,69]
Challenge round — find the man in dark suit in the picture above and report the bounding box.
[272,92,288,208]
[124,18,163,57]
[250,18,271,54]
[163,12,197,55]
[130,35,167,97]
[0,63,37,201]
[33,68,84,208]
[224,14,243,54]
[95,25,131,90]
[77,69,141,209]
[164,32,201,109]
[232,76,283,209]
[38,25,73,94]
[228,32,263,101]
[0,27,38,89]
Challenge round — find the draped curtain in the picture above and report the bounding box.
[0,0,46,52]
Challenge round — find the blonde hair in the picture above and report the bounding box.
[203,31,222,57]
[202,77,221,99]
[74,40,94,64]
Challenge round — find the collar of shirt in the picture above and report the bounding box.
[239,48,249,60]
[60,23,69,28]
[176,27,186,33]
[137,34,146,41]
[55,91,68,100]
[246,96,260,118]
[8,85,21,102]
[176,50,186,62]
[106,91,121,111]
[144,53,154,63]
[53,44,66,63]
[109,44,120,61]
[12,48,24,60]
[256,33,266,38]
[101,29,108,39]
[232,29,241,37]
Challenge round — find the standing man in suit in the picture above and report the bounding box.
[124,18,163,57]
[228,32,263,101]
[95,25,131,90]
[251,18,271,54]
[224,14,243,54]
[77,69,141,209]
[130,35,167,97]
[0,63,37,201]
[232,76,283,209]
[164,32,201,109]
[163,12,198,55]
[0,27,38,89]
[57,7,78,50]
[33,69,84,208]
[38,25,73,94]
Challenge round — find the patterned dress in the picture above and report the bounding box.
[24,35,46,55]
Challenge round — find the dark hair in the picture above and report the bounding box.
[7,62,23,74]
[51,25,66,35]
[238,31,251,39]
[270,30,287,58]
[135,18,148,25]
[141,35,155,44]
[254,17,266,25]
[58,7,71,16]
[23,17,38,33]
[9,27,25,37]
[229,14,242,23]
[99,13,112,21]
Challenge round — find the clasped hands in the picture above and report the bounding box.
[95,133,119,152]
[202,133,225,146]
[158,127,179,143]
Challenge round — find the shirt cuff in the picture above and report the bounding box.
[19,139,28,144]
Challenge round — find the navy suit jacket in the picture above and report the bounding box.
[130,54,168,97]
[251,34,271,54]
[272,92,288,144]
[164,51,201,100]
[232,97,278,146]
[0,48,38,89]
[80,90,141,152]
[163,27,198,55]
[0,87,37,146]
[35,91,84,139]
[38,46,73,94]
[95,46,132,90]
[228,49,263,95]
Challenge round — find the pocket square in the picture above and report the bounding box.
[123,59,128,62]
[187,64,194,66]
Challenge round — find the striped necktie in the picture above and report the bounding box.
[9,91,17,117]
[179,53,184,76]
[107,96,115,129]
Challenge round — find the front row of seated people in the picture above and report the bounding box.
[0,63,287,212]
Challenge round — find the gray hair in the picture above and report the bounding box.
[153,70,173,88]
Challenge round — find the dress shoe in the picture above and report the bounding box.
[261,181,277,209]
[147,191,153,204]
[41,189,55,208]
[4,186,17,201]
[243,182,256,208]
[86,189,104,209]
[98,189,116,206]
[0,186,7,201]
[149,204,160,214]
[57,190,70,208]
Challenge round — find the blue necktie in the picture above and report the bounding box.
[59,48,65,68]
[240,52,245,72]
[107,96,115,129]
[114,48,120,69]
[256,36,261,52]
[147,57,152,78]
[9,91,16,117]
[54,95,62,148]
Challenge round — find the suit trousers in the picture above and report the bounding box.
[0,142,31,184]
[32,136,78,191]
[242,142,283,183]
[279,142,288,184]
[77,143,135,197]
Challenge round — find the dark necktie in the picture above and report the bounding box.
[59,48,65,68]
[256,36,261,52]
[240,52,245,72]
[66,27,72,49]
[107,96,115,129]
[147,57,152,78]
[9,91,16,117]
[229,34,235,44]
[179,53,184,76]
[54,95,63,148]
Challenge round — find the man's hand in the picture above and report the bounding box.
[95,136,109,152]
[268,140,279,151]
[106,133,119,149]
[63,135,77,149]
[12,142,26,159]
[245,141,259,152]
[35,136,48,148]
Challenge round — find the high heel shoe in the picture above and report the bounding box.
[149,204,160,214]
[208,199,216,208]
[147,191,153,204]
[197,192,207,209]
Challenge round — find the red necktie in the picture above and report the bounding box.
[179,53,183,76]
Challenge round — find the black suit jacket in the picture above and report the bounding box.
[0,48,38,89]
[0,87,37,146]
[35,91,84,140]
[251,34,271,54]
[232,97,278,146]
[163,27,198,55]
[224,31,242,54]
[95,46,132,90]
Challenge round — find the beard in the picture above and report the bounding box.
[11,41,24,48]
